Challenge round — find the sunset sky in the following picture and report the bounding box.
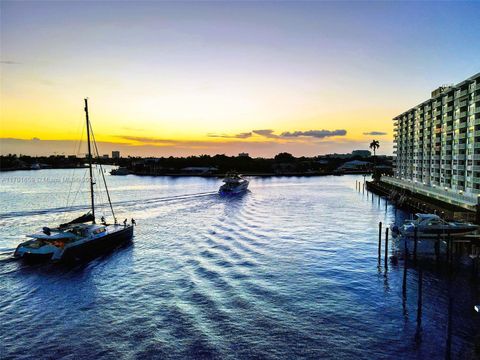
[1,1,479,157]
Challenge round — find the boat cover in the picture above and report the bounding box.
[59,213,94,228]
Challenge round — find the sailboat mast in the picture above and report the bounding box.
[84,98,95,223]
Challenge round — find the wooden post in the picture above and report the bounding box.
[446,297,453,360]
[378,222,382,260]
[446,232,451,267]
[402,238,408,296]
[413,227,418,265]
[384,228,389,267]
[416,268,423,328]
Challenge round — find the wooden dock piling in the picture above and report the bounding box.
[413,227,418,265]
[446,297,453,360]
[416,268,423,328]
[446,233,451,267]
[384,228,389,267]
[402,239,408,296]
[378,222,382,260]
[435,235,440,264]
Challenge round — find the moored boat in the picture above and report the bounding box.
[110,166,130,175]
[14,99,135,262]
[391,213,478,238]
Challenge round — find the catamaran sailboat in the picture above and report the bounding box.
[14,99,134,262]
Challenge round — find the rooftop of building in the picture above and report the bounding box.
[393,72,480,121]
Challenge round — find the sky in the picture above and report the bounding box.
[1,1,479,158]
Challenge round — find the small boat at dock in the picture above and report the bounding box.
[14,99,135,262]
[110,166,130,175]
[391,213,478,238]
[219,172,249,195]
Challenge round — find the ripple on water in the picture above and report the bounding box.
[1,174,480,359]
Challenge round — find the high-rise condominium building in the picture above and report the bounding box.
[391,73,480,205]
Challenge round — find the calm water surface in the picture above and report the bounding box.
[1,169,479,359]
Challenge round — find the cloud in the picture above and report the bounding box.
[280,129,347,138]
[363,131,387,136]
[0,60,21,65]
[207,132,252,139]
[209,129,348,140]
[252,129,280,139]
[117,136,178,145]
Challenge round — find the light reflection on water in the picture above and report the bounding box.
[0,169,479,359]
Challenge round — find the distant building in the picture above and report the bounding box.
[101,154,109,159]
[112,151,120,159]
[320,150,371,159]
[337,160,370,171]
[351,150,371,158]
[238,152,249,157]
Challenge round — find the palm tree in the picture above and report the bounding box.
[370,140,380,181]
[369,140,380,159]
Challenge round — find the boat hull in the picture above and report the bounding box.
[219,181,249,195]
[15,226,134,262]
[392,224,478,238]
[61,226,134,262]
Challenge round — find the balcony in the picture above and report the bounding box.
[456,89,468,98]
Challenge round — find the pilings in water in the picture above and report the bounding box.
[378,222,382,261]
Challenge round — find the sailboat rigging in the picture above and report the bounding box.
[14,99,135,262]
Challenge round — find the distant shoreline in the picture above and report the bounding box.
[0,167,373,177]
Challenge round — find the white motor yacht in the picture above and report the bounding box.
[391,213,478,238]
[219,172,249,195]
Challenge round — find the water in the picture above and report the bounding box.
[1,169,479,359]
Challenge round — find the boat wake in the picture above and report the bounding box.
[0,191,218,219]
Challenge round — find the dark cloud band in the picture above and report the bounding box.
[363,131,387,136]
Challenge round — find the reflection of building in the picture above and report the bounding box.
[385,72,480,210]
[112,151,120,159]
